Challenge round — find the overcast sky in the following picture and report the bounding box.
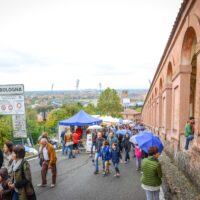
[0,0,182,91]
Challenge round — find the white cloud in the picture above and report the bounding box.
[0,0,183,90]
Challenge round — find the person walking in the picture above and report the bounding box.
[185,117,195,150]
[101,141,111,176]
[90,131,97,156]
[60,128,67,155]
[110,143,122,177]
[94,132,105,175]
[8,145,36,200]
[37,138,57,188]
[123,133,131,164]
[108,131,118,147]
[134,144,142,171]
[73,131,79,156]
[141,146,162,200]
[3,141,14,173]
[64,129,74,159]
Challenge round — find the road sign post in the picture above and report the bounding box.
[0,84,27,138]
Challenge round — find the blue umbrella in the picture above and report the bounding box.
[135,131,164,153]
[116,129,131,136]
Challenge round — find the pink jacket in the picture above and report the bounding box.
[135,146,142,158]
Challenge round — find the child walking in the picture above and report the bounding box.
[111,143,122,177]
[101,141,111,176]
[134,144,142,171]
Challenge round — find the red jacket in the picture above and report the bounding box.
[73,133,79,144]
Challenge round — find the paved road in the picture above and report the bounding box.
[30,152,146,200]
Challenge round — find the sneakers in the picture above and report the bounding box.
[37,183,47,187]
[50,184,56,188]
[124,161,127,164]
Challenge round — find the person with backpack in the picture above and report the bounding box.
[101,141,111,176]
[134,144,142,171]
[8,145,36,200]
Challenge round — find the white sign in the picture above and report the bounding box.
[12,115,27,138]
[86,134,93,152]
[0,95,25,115]
[0,84,24,95]
[123,98,130,104]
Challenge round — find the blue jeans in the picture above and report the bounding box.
[68,145,73,159]
[144,189,160,200]
[12,191,19,200]
[136,157,141,170]
[185,135,194,150]
[95,152,101,172]
[62,141,68,155]
[113,162,120,173]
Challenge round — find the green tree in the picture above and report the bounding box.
[26,108,40,144]
[0,116,12,148]
[97,88,123,117]
[45,103,82,135]
[84,103,96,115]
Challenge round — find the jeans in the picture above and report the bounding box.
[136,157,141,170]
[91,142,96,155]
[113,162,120,173]
[95,152,101,172]
[185,135,194,150]
[62,141,68,155]
[68,144,74,159]
[144,189,160,200]
[12,191,19,200]
[125,149,130,161]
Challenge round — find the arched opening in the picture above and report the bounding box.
[181,27,197,65]
[190,54,197,117]
[181,27,197,118]
[167,63,173,84]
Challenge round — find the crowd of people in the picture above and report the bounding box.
[0,123,165,200]
[89,125,163,200]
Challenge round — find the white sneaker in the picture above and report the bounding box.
[50,184,55,188]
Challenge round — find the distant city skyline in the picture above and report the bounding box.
[0,0,183,91]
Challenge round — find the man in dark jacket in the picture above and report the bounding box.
[111,143,122,177]
[0,149,3,168]
[123,133,131,163]
[94,132,105,174]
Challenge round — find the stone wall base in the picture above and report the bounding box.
[160,151,200,200]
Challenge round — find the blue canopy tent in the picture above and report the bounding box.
[59,110,102,126]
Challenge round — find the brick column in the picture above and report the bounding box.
[194,44,200,148]
[172,64,192,142]
[162,83,172,140]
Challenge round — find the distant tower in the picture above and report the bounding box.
[121,90,128,99]
[76,79,80,90]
